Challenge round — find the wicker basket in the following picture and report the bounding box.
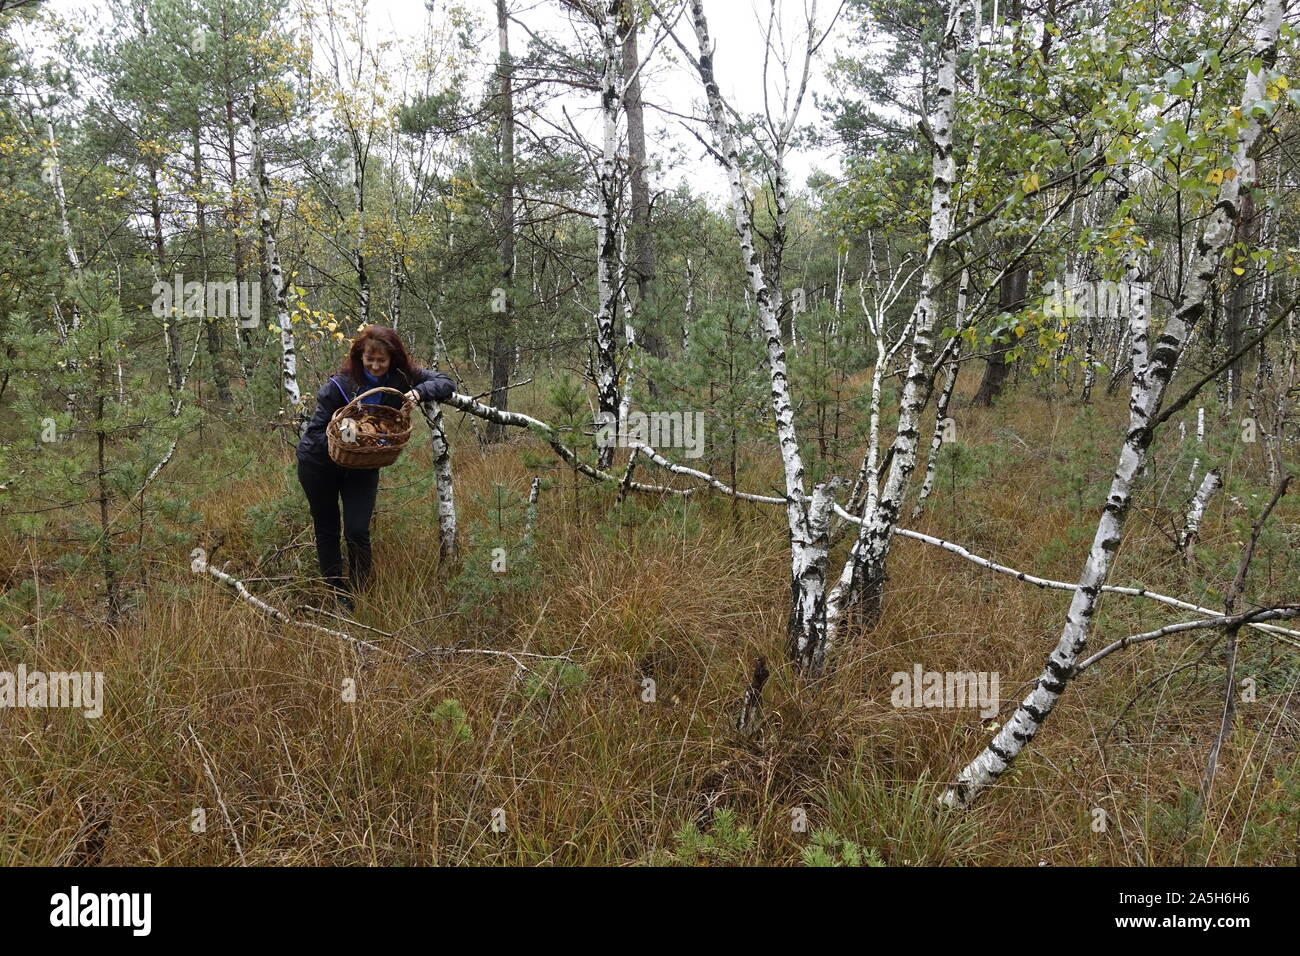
[326,386,413,469]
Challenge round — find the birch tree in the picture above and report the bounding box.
[827,0,966,632]
[944,0,1289,809]
[250,92,301,413]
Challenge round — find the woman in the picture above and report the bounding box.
[297,326,455,609]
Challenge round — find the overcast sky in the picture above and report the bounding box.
[28,0,859,207]
[380,0,854,202]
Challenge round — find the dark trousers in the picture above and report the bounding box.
[297,455,381,594]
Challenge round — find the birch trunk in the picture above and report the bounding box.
[352,133,370,325]
[1179,468,1221,556]
[682,256,694,352]
[420,400,457,562]
[250,94,301,413]
[42,117,82,409]
[594,0,623,469]
[686,0,831,672]
[913,355,959,519]
[833,0,967,628]
[944,0,1286,808]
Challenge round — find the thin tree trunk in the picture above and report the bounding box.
[620,5,664,376]
[352,132,370,325]
[150,164,183,393]
[687,0,836,673]
[829,0,967,630]
[194,124,232,406]
[486,0,515,443]
[1179,467,1222,556]
[420,401,457,562]
[594,0,623,468]
[250,94,301,413]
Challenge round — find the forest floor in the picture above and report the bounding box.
[2,372,1297,865]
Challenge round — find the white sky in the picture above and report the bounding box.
[28,0,854,208]
[383,0,851,204]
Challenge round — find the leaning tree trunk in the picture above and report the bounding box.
[687,0,836,673]
[250,94,301,414]
[944,0,1286,809]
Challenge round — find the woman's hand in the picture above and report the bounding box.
[403,389,420,406]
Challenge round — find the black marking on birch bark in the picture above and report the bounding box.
[1045,656,1072,683]
[1022,700,1049,722]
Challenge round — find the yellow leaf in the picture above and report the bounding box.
[1233,266,1245,275]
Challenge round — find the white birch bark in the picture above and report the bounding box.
[845,268,915,519]
[250,94,301,412]
[44,119,82,324]
[682,255,694,352]
[618,227,637,426]
[594,0,623,468]
[418,400,457,562]
[1188,405,1205,485]
[1080,313,1096,403]
[1179,467,1221,555]
[913,355,959,519]
[42,117,82,408]
[944,0,1287,809]
[686,0,831,671]
[352,136,370,325]
[832,0,967,629]
[914,0,982,518]
[522,476,541,553]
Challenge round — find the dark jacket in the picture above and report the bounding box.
[296,366,455,465]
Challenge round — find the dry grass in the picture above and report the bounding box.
[1,372,1296,866]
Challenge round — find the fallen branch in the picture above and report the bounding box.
[1076,603,1300,673]
[445,393,1300,654]
[443,392,700,497]
[203,563,379,653]
[628,442,785,504]
[830,502,1300,644]
[408,645,577,675]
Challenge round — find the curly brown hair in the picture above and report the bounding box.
[339,326,422,386]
